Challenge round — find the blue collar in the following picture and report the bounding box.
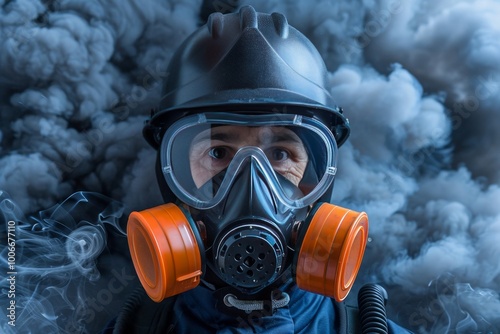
[172,283,335,334]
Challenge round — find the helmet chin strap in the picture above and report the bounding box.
[223,290,290,314]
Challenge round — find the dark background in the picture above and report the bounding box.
[1,0,499,333]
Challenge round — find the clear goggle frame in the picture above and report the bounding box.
[160,112,338,210]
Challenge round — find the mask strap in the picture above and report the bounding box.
[223,291,290,314]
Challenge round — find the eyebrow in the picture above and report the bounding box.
[263,132,302,144]
[213,132,238,141]
[192,127,302,145]
[192,131,237,144]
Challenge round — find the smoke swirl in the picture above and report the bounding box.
[1,0,500,332]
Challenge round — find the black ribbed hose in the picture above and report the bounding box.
[357,283,389,334]
[112,287,146,333]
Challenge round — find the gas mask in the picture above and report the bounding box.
[127,112,368,304]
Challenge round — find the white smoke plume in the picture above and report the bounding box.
[1,0,499,333]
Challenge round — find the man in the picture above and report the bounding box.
[109,6,412,333]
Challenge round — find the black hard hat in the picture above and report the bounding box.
[143,5,350,148]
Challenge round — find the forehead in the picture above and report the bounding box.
[192,125,302,145]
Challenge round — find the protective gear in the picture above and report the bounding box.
[127,6,368,307]
[143,5,350,151]
[128,111,368,302]
[158,112,338,210]
[127,198,368,303]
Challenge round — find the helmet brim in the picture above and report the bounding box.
[144,88,350,149]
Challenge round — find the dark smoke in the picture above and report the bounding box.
[1,0,500,333]
[0,191,138,333]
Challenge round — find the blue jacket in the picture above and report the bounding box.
[107,281,413,333]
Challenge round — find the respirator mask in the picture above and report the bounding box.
[127,112,368,304]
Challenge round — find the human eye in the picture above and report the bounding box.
[208,146,229,160]
[264,143,308,186]
[268,148,290,163]
[204,146,234,171]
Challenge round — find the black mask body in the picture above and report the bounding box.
[128,115,368,310]
[191,160,308,296]
[127,156,368,310]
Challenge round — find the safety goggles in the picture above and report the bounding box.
[159,112,338,209]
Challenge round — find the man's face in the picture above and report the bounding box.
[189,126,308,188]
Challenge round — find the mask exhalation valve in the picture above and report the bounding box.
[216,224,285,290]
